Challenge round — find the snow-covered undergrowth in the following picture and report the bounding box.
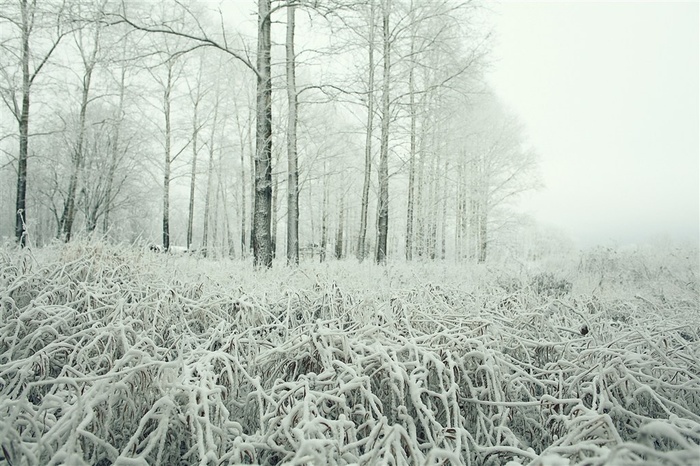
[1,242,698,465]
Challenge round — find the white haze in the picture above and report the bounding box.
[487,0,699,248]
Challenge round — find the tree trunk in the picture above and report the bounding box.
[454,152,465,261]
[441,160,449,260]
[415,135,425,259]
[249,105,255,254]
[202,94,220,256]
[15,0,64,246]
[240,139,247,257]
[405,10,417,261]
[202,140,214,254]
[357,0,375,262]
[103,57,127,236]
[162,61,173,251]
[232,90,247,257]
[427,153,437,259]
[186,98,200,250]
[16,35,29,245]
[335,195,344,260]
[271,172,278,258]
[320,165,329,263]
[212,169,220,256]
[375,0,391,264]
[253,0,273,267]
[286,1,300,265]
[478,206,487,263]
[60,25,99,242]
[218,157,234,257]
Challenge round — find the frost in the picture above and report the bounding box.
[0,241,698,465]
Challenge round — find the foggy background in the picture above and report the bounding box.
[488,0,699,247]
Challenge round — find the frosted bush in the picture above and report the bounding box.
[0,241,698,465]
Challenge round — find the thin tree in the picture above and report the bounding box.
[147,49,189,252]
[404,1,417,260]
[203,75,222,256]
[335,195,344,259]
[185,55,207,250]
[59,10,101,241]
[161,57,174,251]
[0,0,67,245]
[286,0,300,265]
[114,0,274,266]
[356,0,376,262]
[375,0,391,264]
[102,32,130,235]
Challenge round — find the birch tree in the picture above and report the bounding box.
[286,0,300,265]
[455,91,540,262]
[252,0,274,266]
[375,0,391,264]
[101,32,130,235]
[114,0,274,266]
[147,47,189,252]
[0,0,67,245]
[59,6,102,241]
[356,0,376,262]
[185,55,207,250]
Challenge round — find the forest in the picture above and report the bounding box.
[0,0,544,266]
[1,1,699,465]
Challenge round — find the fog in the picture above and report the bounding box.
[488,0,699,247]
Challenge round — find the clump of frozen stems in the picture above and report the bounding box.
[0,241,698,465]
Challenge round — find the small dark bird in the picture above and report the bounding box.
[580,325,589,336]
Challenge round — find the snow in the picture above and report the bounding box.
[0,240,698,465]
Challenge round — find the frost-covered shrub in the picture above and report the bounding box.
[530,272,573,298]
[496,276,523,294]
[0,240,698,466]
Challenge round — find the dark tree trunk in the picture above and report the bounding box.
[375,0,391,264]
[320,166,329,263]
[335,196,344,260]
[405,2,417,261]
[253,0,273,267]
[186,101,200,250]
[16,78,29,246]
[162,62,173,251]
[240,141,247,257]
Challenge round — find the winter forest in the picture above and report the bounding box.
[0,0,544,264]
[0,1,699,465]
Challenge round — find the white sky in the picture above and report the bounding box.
[486,0,699,247]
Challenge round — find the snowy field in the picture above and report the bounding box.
[0,241,698,465]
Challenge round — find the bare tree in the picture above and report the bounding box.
[404,0,417,260]
[185,54,207,250]
[375,0,391,264]
[102,31,130,235]
[113,0,274,266]
[0,0,67,245]
[253,0,274,266]
[356,0,376,262]
[286,0,300,265]
[320,160,329,263]
[202,68,223,256]
[335,194,345,259]
[59,5,102,241]
[455,91,541,262]
[146,45,189,251]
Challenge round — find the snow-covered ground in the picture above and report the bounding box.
[0,241,698,465]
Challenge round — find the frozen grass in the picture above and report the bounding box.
[0,241,698,465]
